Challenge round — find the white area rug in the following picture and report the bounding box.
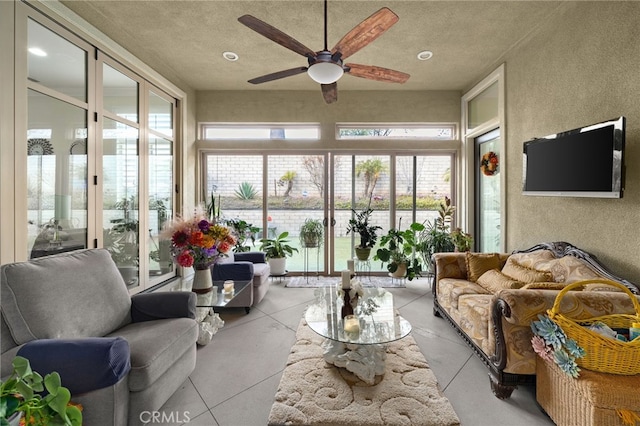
[285,275,409,288]
[268,319,460,426]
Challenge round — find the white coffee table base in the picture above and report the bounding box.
[321,339,386,385]
[195,308,224,346]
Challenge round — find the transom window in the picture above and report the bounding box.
[336,123,456,140]
[201,123,320,140]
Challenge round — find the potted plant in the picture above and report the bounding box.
[105,196,139,286]
[450,227,473,252]
[299,218,324,248]
[0,356,82,426]
[259,231,298,275]
[374,220,424,281]
[149,196,172,273]
[418,197,456,272]
[346,207,382,261]
[225,218,261,252]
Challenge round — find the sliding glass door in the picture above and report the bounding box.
[204,153,329,275]
[202,151,453,276]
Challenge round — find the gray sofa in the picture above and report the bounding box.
[212,252,271,313]
[1,249,199,425]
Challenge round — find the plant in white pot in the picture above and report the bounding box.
[259,232,298,275]
[374,220,424,281]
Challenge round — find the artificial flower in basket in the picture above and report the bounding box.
[162,208,236,291]
[531,314,586,378]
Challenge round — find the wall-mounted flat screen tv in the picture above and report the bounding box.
[522,116,625,198]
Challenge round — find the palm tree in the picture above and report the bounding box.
[356,159,387,200]
[279,170,296,197]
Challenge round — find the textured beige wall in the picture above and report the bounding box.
[503,2,640,282]
[197,90,460,123]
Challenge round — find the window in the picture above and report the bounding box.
[336,124,456,140]
[201,123,320,140]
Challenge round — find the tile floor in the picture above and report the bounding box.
[157,278,555,426]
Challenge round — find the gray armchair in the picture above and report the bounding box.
[1,249,198,426]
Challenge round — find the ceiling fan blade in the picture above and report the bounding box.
[345,63,410,84]
[238,15,316,58]
[248,67,308,84]
[321,83,337,104]
[331,7,399,60]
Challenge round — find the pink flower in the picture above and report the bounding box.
[531,336,554,363]
[218,241,231,253]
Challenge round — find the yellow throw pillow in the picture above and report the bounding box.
[466,252,501,282]
[502,258,553,283]
[476,269,523,293]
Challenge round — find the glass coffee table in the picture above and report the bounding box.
[157,276,252,345]
[304,284,412,384]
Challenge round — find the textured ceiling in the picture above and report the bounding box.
[60,1,565,92]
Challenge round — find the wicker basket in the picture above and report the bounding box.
[547,279,640,375]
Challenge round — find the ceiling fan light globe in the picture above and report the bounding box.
[307,62,344,84]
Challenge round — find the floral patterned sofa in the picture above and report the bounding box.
[432,241,639,399]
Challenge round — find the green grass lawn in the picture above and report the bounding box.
[260,236,384,274]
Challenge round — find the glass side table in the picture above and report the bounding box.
[155,275,252,345]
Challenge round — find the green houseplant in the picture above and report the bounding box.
[374,220,424,281]
[346,207,382,260]
[0,356,82,426]
[226,218,260,253]
[259,231,298,275]
[299,218,324,248]
[105,196,139,286]
[450,227,473,252]
[418,197,456,272]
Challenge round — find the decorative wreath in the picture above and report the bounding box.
[480,151,499,176]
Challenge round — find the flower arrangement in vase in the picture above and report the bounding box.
[162,208,236,292]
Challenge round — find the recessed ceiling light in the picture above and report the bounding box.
[28,47,47,57]
[417,50,433,61]
[222,51,239,62]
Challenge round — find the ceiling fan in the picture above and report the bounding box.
[238,0,410,104]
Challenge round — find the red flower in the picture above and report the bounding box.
[176,251,194,267]
[172,230,189,247]
[218,241,231,253]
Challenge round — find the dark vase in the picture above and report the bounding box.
[341,289,354,319]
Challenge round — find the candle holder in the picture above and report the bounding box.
[343,314,360,339]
